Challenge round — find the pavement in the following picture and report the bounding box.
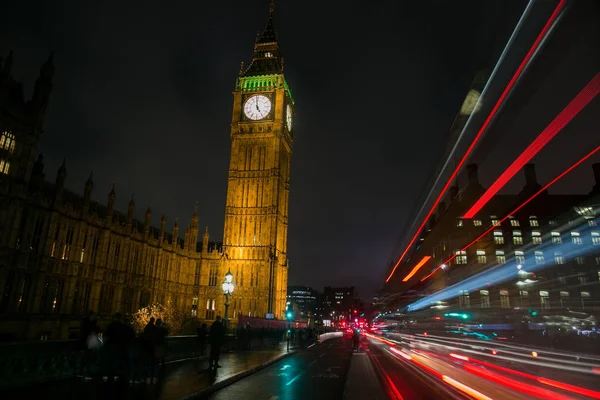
[0,342,295,400]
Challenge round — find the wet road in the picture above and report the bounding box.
[206,337,353,400]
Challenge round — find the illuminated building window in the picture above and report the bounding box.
[0,159,10,175]
[549,220,557,226]
[579,276,588,285]
[191,296,198,317]
[454,250,467,264]
[490,216,500,226]
[597,256,600,265]
[531,231,542,245]
[551,231,562,244]
[515,251,525,264]
[476,250,486,264]
[513,231,523,245]
[529,217,539,227]
[560,291,569,307]
[576,256,585,265]
[560,291,569,297]
[590,219,598,227]
[0,131,16,153]
[493,231,504,245]
[519,290,529,308]
[558,276,566,284]
[459,290,470,308]
[592,232,600,245]
[534,251,544,265]
[582,291,591,298]
[575,206,594,217]
[496,250,505,264]
[598,271,600,281]
[554,252,564,265]
[473,220,482,226]
[510,218,520,227]
[264,52,273,58]
[500,290,510,308]
[571,232,582,245]
[205,298,215,320]
[456,219,463,227]
[480,290,490,308]
[539,291,550,310]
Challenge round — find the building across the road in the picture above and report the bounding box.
[0,3,295,340]
[286,285,318,320]
[320,286,365,326]
[381,163,600,317]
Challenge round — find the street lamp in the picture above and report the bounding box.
[222,269,234,328]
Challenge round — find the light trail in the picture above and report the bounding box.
[463,71,600,218]
[420,145,600,282]
[401,256,431,282]
[385,0,567,283]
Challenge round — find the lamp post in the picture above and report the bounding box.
[222,269,234,329]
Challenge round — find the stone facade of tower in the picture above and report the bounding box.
[222,7,294,321]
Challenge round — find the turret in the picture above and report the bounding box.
[185,203,200,251]
[127,194,135,224]
[159,214,166,244]
[107,183,116,219]
[202,226,209,254]
[519,163,545,198]
[172,218,179,246]
[144,205,152,236]
[54,158,66,205]
[31,52,54,124]
[83,171,93,214]
[30,153,45,192]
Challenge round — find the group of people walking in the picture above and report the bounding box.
[79,311,168,384]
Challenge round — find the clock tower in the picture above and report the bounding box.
[222,0,294,320]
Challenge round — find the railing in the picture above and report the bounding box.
[0,334,258,389]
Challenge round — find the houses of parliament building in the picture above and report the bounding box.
[0,3,293,340]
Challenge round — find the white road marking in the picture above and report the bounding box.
[308,359,317,368]
[319,353,325,358]
[286,373,303,386]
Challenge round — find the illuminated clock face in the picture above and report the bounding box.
[243,95,271,120]
[286,104,293,131]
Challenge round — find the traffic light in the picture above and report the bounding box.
[286,310,293,321]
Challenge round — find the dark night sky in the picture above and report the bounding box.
[6,0,596,299]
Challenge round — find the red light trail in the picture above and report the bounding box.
[401,256,431,282]
[385,0,566,283]
[421,145,600,282]
[463,71,600,218]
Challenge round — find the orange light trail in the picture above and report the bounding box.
[402,256,431,282]
[442,375,492,400]
[385,0,567,283]
[421,145,600,282]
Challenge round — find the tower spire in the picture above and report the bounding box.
[269,0,276,14]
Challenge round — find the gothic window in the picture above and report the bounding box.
[99,284,115,314]
[480,290,490,308]
[206,298,215,320]
[194,261,201,286]
[209,263,218,286]
[0,131,15,153]
[0,159,10,175]
[113,242,120,269]
[139,290,151,309]
[540,291,550,310]
[459,290,470,308]
[91,233,99,266]
[13,275,30,313]
[31,216,44,254]
[191,296,199,317]
[63,225,74,260]
[121,288,133,314]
